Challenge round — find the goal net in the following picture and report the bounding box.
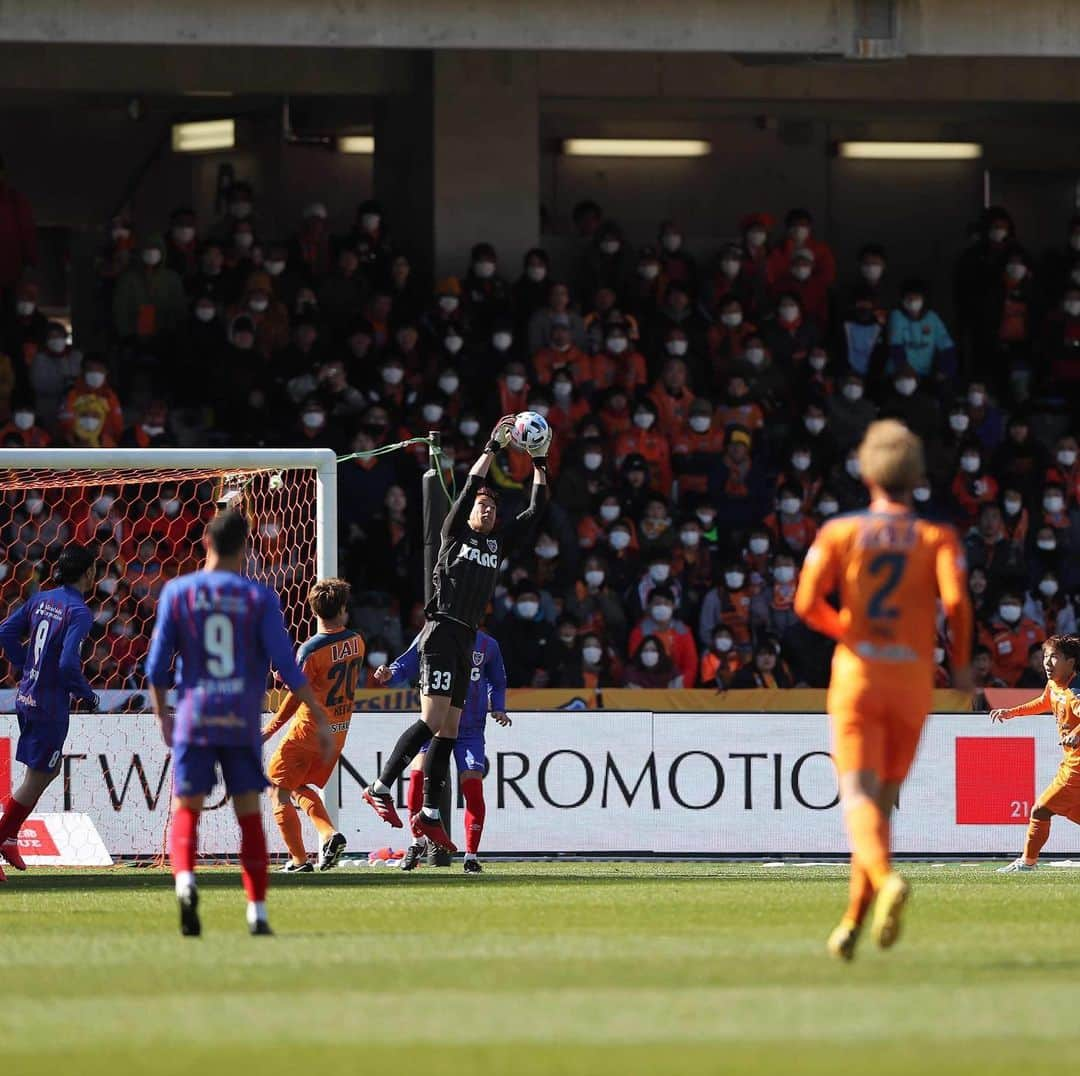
[0,448,337,863]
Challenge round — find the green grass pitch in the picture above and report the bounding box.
[0,862,1074,1075]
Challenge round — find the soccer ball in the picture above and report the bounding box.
[511,411,551,456]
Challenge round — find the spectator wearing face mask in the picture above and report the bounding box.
[706,295,757,382]
[978,589,1043,687]
[542,615,583,689]
[1041,285,1080,393]
[886,280,956,388]
[651,282,705,363]
[567,554,628,649]
[29,321,83,431]
[527,281,586,357]
[228,270,289,360]
[636,496,677,562]
[776,441,824,513]
[590,322,647,396]
[363,290,395,354]
[954,206,1015,364]
[1023,572,1076,637]
[0,398,49,446]
[222,219,257,292]
[698,563,754,650]
[1045,434,1080,506]
[628,249,665,326]
[283,202,331,284]
[794,346,835,408]
[840,288,888,385]
[964,503,1025,593]
[828,448,870,512]
[614,397,671,491]
[577,220,633,303]
[120,398,174,449]
[763,292,817,372]
[532,530,575,596]
[672,517,712,605]
[714,374,764,439]
[648,358,696,437]
[1034,486,1072,566]
[601,518,640,596]
[3,279,47,368]
[656,219,698,294]
[960,381,1004,455]
[766,208,836,289]
[706,244,758,323]
[190,241,229,307]
[952,446,1000,529]
[289,396,345,453]
[770,247,829,334]
[671,399,726,498]
[987,246,1039,401]
[164,206,199,282]
[739,211,775,292]
[908,477,941,519]
[112,233,188,349]
[57,352,124,450]
[511,248,551,333]
[788,402,838,477]
[318,247,368,341]
[764,486,817,560]
[626,634,683,689]
[708,425,771,533]
[576,632,621,689]
[842,243,890,316]
[731,637,794,689]
[210,181,256,243]
[999,486,1030,547]
[827,373,877,452]
[462,242,510,335]
[628,587,697,688]
[751,553,801,639]
[533,317,591,389]
[700,626,744,690]
[556,438,609,517]
[494,580,554,688]
[878,364,940,445]
[1028,525,1070,591]
[658,326,704,393]
[991,413,1048,502]
[494,360,530,422]
[129,484,197,558]
[779,616,836,689]
[584,289,641,356]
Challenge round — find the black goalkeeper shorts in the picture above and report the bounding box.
[417,618,473,710]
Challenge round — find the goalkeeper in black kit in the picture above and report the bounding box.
[362,414,549,850]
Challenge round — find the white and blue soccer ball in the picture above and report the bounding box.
[512,410,552,456]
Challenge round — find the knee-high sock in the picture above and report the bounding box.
[272,797,307,863]
[169,806,199,877]
[1023,816,1052,864]
[0,795,34,845]
[293,785,335,842]
[238,811,269,902]
[843,855,875,927]
[422,736,456,814]
[407,769,424,837]
[844,798,891,889]
[462,779,486,855]
[377,720,433,789]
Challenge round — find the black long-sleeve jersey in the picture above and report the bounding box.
[426,473,547,632]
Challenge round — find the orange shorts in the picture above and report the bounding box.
[827,673,932,783]
[1037,765,1080,822]
[267,736,338,791]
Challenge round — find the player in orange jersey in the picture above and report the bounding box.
[262,578,365,872]
[991,634,1080,873]
[794,419,973,960]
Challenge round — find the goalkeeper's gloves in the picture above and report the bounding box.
[531,456,549,475]
[84,693,100,713]
[528,426,553,463]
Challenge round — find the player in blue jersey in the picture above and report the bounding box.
[373,629,509,873]
[0,546,99,882]
[146,510,334,937]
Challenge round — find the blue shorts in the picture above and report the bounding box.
[15,706,68,774]
[420,731,486,774]
[172,743,267,798]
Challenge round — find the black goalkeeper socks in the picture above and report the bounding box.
[422,735,457,815]
[376,720,433,789]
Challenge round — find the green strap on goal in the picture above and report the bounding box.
[337,436,457,505]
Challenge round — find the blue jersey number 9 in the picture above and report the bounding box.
[204,613,236,678]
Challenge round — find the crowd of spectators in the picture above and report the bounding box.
[2,165,1080,698]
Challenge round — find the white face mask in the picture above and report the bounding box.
[842,383,863,402]
[473,261,496,279]
[774,565,796,583]
[721,259,741,278]
[303,411,325,430]
[15,300,35,317]
[161,498,180,516]
[26,497,44,515]
[778,304,799,324]
[265,260,285,276]
[600,240,620,255]
[516,601,539,619]
[529,403,550,419]
[949,414,970,433]
[661,233,682,252]
[231,201,253,220]
[696,511,716,528]
[361,213,381,232]
[715,636,734,653]
[1040,579,1059,597]
[233,233,254,250]
[894,378,917,397]
[689,415,711,434]
[999,604,1022,624]
[444,335,464,355]
[47,338,66,354]
[1066,300,1080,318]
[1038,538,1058,552]
[1058,451,1077,467]
[13,411,34,431]
[934,647,946,665]
[749,537,769,555]
[85,371,106,389]
[505,374,526,393]
[460,420,480,438]
[173,226,195,244]
[780,497,801,516]
[439,296,459,314]
[526,265,547,283]
[666,339,689,356]
[960,455,981,474]
[725,571,745,590]
[606,337,628,355]
[845,459,860,479]
[968,390,986,408]
[609,530,631,551]
[195,305,216,322]
[792,453,811,472]
[818,500,839,517]
[583,646,603,665]
[638,263,660,280]
[249,298,269,313]
[1004,498,1022,516]
[650,604,673,623]
[634,412,655,430]
[988,227,1008,244]
[535,542,559,560]
[382,366,404,385]
[913,486,931,503]
[584,452,603,471]
[1006,263,1027,281]
[640,649,660,668]
[792,265,812,282]
[675,528,699,548]
[790,225,810,243]
[438,374,460,395]
[98,576,118,596]
[649,563,671,583]
[861,263,883,283]
[747,228,767,248]
[493,332,513,351]
[600,504,621,523]
[744,347,765,367]
[1044,496,1064,514]
[553,381,573,400]
[142,248,162,266]
[717,313,744,331]
[903,298,924,317]
[422,404,444,424]
[585,570,605,589]
[804,417,825,435]
[809,354,827,372]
